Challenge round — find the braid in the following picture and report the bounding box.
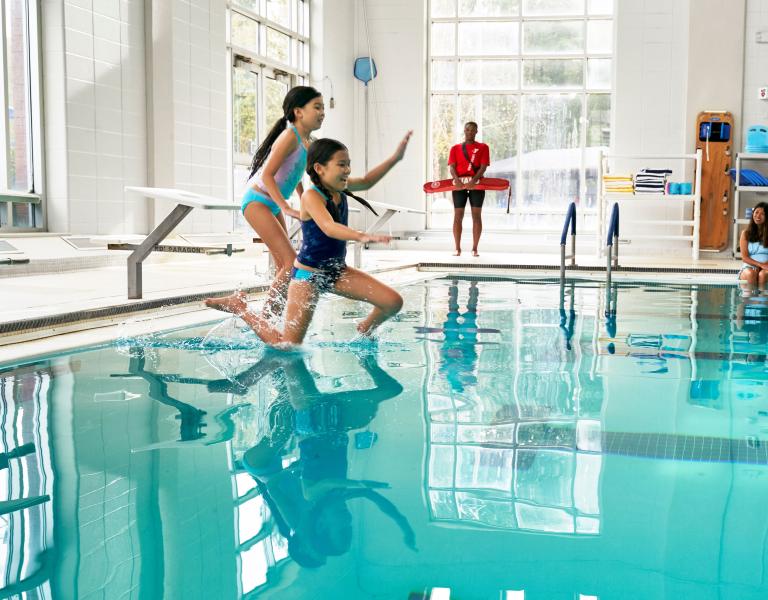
[343,189,378,216]
[308,170,340,221]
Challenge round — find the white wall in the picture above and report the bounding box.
[742,0,768,139]
[41,0,229,235]
[43,0,148,234]
[350,0,427,232]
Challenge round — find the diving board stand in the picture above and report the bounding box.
[353,200,426,268]
[124,187,241,299]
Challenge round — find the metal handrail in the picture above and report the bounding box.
[559,202,577,280]
[606,202,619,288]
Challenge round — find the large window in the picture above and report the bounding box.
[428,0,613,231]
[228,0,309,229]
[0,0,43,231]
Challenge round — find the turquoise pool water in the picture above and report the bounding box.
[1,276,767,599]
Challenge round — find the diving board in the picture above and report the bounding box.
[124,187,241,298]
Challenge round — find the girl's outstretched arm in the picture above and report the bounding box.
[303,189,391,244]
[347,131,412,191]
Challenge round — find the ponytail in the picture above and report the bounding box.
[247,85,322,180]
[248,117,287,180]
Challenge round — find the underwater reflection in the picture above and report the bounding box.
[238,350,416,568]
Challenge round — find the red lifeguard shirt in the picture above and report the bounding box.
[448,142,490,177]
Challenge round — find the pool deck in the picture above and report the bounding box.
[0,238,743,363]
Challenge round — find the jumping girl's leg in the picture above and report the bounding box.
[204,202,296,317]
[332,266,403,335]
[237,279,318,345]
[246,203,296,318]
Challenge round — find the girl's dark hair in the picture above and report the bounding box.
[248,86,322,180]
[746,201,768,246]
[306,138,378,219]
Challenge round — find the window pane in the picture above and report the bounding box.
[588,0,612,15]
[458,94,481,131]
[431,95,456,180]
[432,60,457,91]
[586,93,610,147]
[459,60,519,90]
[302,1,310,36]
[266,0,290,28]
[432,23,456,55]
[587,20,612,53]
[432,0,456,17]
[6,0,33,191]
[266,27,290,63]
[523,59,583,88]
[523,21,584,54]
[523,94,581,152]
[265,78,289,126]
[481,95,518,211]
[233,0,260,12]
[233,68,258,157]
[587,58,611,89]
[232,12,259,53]
[458,0,520,17]
[481,94,519,162]
[458,22,519,55]
[12,203,34,228]
[522,94,581,212]
[523,0,584,16]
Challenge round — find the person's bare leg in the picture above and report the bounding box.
[205,203,296,318]
[759,269,768,289]
[471,206,482,256]
[333,266,403,335]
[238,279,319,346]
[739,267,758,288]
[453,207,465,256]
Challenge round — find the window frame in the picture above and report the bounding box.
[426,1,614,232]
[226,0,310,230]
[0,0,44,232]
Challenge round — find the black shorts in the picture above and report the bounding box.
[452,189,485,209]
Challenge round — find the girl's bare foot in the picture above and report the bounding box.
[472,250,479,257]
[205,290,248,315]
[453,250,461,256]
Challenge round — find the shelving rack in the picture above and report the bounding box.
[731,152,768,257]
[597,150,703,260]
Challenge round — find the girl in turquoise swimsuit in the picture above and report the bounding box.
[206,86,324,319]
[215,133,412,346]
[739,202,768,289]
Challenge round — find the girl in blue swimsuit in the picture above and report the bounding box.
[739,202,768,289]
[222,133,412,345]
[206,86,324,319]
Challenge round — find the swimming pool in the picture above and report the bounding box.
[1,275,767,599]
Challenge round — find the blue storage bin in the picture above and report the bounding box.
[746,125,768,152]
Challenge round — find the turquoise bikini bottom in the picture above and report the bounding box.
[241,188,281,216]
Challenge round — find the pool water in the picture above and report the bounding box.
[1,276,768,599]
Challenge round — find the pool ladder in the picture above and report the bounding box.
[559,201,577,281]
[605,202,620,288]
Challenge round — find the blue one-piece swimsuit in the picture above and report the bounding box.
[291,186,349,292]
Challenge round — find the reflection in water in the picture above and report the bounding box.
[425,278,602,535]
[0,365,54,596]
[5,279,768,597]
[239,352,414,570]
